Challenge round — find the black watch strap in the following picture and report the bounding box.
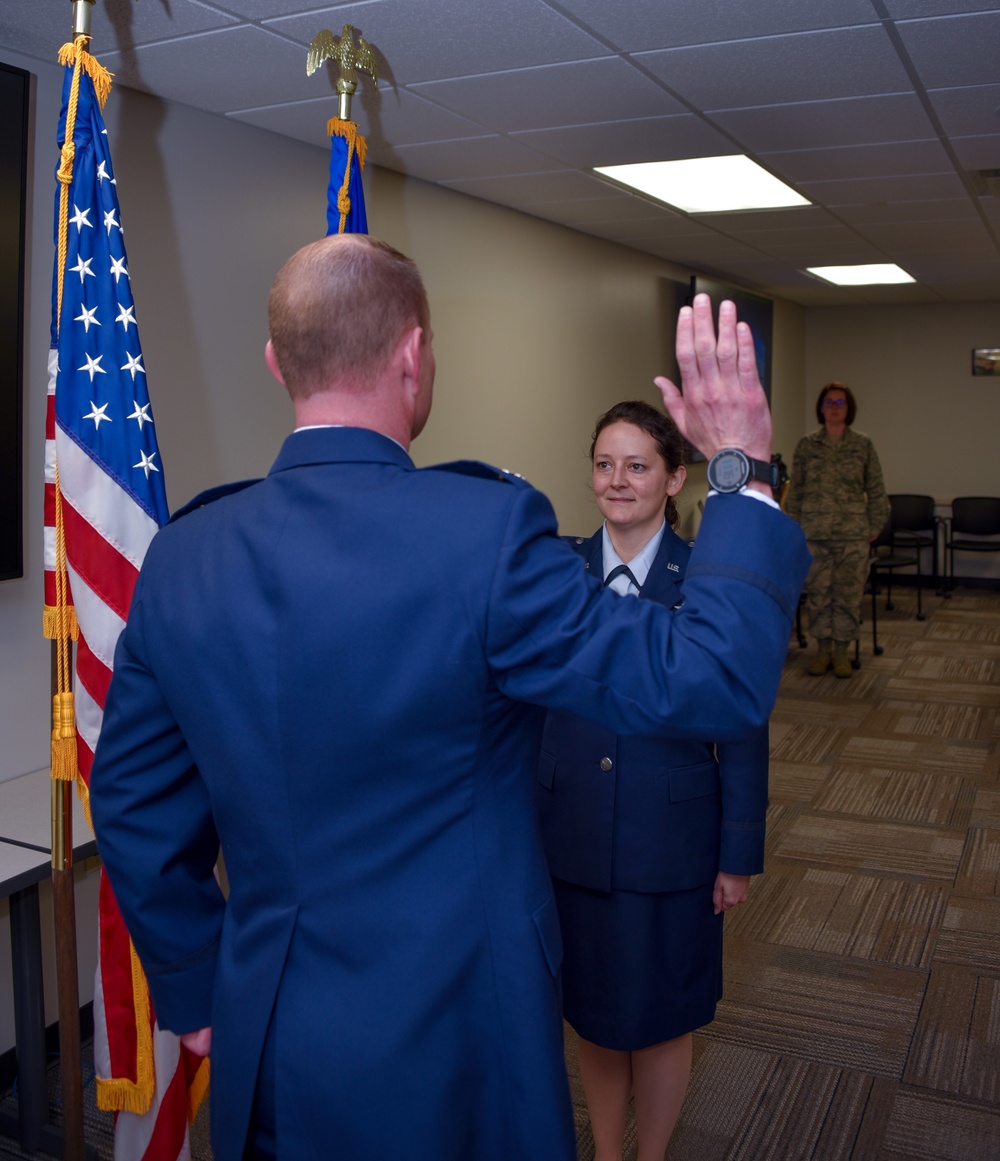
[749,456,781,492]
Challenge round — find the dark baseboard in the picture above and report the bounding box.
[0,1001,94,1097]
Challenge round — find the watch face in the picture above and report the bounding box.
[710,449,748,491]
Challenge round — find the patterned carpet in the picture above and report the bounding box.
[3,590,997,1159]
[569,586,1000,1160]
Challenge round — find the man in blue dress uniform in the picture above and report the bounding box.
[90,234,809,1160]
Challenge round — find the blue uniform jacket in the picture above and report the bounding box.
[537,526,768,894]
[90,427,809,1161]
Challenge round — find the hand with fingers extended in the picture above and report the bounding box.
[655,294,772,469]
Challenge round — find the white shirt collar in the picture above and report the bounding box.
[601,521,666,595]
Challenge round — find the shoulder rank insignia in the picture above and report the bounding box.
[430,460,533,487]
[168,478,262,524]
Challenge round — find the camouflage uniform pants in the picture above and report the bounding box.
[804,539,870,641]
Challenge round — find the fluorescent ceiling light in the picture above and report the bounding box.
[807,263,915,285]
[594,155,811,213]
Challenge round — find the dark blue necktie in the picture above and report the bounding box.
[604,564,638,589]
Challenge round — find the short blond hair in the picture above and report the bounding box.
[267,235,429,398]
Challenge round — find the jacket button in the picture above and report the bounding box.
[600,757,613,772]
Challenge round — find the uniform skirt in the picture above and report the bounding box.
[553,877,723,1051]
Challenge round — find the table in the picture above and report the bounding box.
[0,770,97,1158]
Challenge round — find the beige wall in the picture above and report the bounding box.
[805,302,1000,503]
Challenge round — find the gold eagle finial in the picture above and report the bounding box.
[307,24,378,85]
[307,24,379,121]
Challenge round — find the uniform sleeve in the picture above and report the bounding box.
[485,485,810,743]
[90,581,224,1034]
[864,438,891,540]
[716,725,769,875]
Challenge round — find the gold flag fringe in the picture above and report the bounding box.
[326,117,367,234]
[96,942,155,1115]
[94,936,211,1121]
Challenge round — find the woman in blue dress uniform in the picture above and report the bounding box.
[537,401,768,1161]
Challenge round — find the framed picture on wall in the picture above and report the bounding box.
[0,61,29,582]
[972,348,1000,376]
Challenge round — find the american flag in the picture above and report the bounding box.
[45,47,207,1159]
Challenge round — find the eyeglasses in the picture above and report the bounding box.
[822,397,847,408]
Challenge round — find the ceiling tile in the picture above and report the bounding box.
[100,26,315,111]
[708,93,936,154]
[641,235,769,264]
[895,12,1000,88]
[442,169,604,205]
[387,135,560,183]
[950,136,1000,171]
[762,140,952,184]
[409,58,683,133]
[928,84,1000,138]
[688,206,841,232]
[556,0,879,51]
[799,173,970,205]
[855,219,994,252]
[569,208,710,237]
[636,26,913,109]
[883,1,1000,15]
[722,225,880,259]
[511,114,734,169]
[834,198,979,224]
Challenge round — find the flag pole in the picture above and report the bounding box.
[306,24,377,236]
[49,7,91,1160]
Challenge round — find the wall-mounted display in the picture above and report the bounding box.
[0,62,28,582]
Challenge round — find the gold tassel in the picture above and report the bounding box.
[50,691,78,781]
[43,604,79,641]
[57,38,113,107]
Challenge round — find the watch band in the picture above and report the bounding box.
[748,456,781,492]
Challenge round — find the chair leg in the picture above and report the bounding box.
[916,559,925,620]
[870,568,882,655]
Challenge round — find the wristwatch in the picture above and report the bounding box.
[706,448,780,494]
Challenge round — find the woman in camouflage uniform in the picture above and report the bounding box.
[786,382,889,678]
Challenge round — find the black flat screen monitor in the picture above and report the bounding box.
[0,62,28,581]
[690,275,773,404]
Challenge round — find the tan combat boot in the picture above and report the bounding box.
[832,641,853,678]
[808,639,833,675]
